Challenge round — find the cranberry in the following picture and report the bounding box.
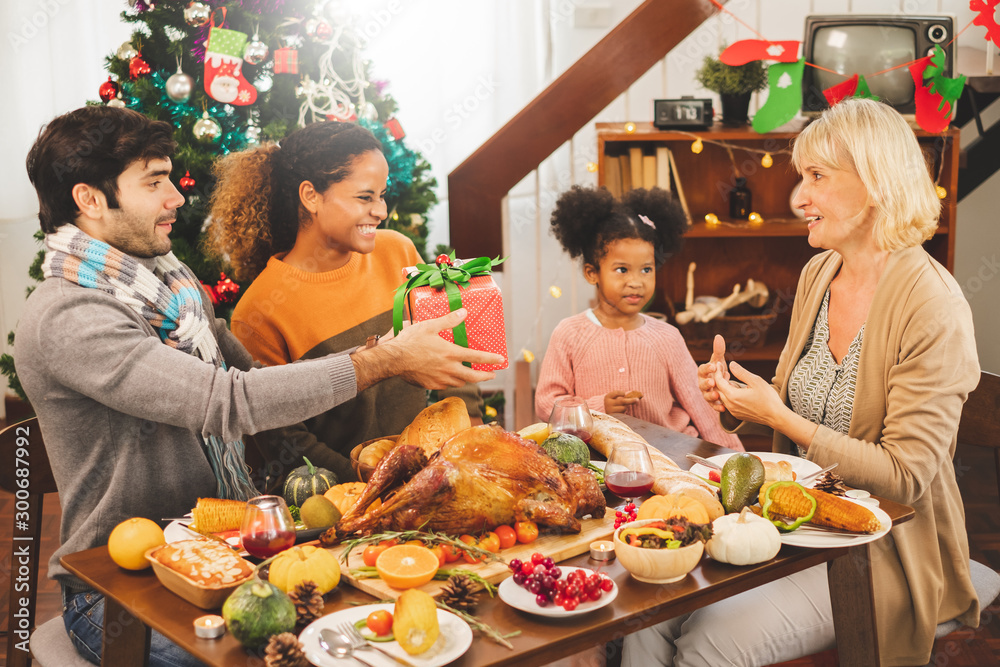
[536,593,551,607]
[600,577,614,592]
[509,558,522,572]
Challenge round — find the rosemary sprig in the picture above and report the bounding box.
[436,600,519,649]
[346,566,497,596]
[339,529,502,565]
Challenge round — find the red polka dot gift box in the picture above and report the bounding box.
[393,255,508,371]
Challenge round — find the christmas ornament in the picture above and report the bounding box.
[99,77,119,102]
[936,185,947,199]
[116,41,138,61]
[263,632,308,667]
[193,111,222,143]
[721,40,800,66]
[313,21,333,42]
[761,153,773,168]
[107,96,126,109]
[752,59,805,133]
[909,56,953,133]
[282,33,304,50]
[690,138,703,154]
[244,35,269,66]
[244,121,262,145]
[254,73,273,93]
[204,22,258,105]
[166,66,194,103]
[438,575,478,613]
[129,54,151,79]
[179,171,196,191]
[358,101,378,122]
[435,254,453,266]
[923,45,966,111]
[288,580,324,627]
[384,117,405,140]
[273,47,299,74]
[183,1,210,27]
[214,273,240,304]
[971,0,1000,48]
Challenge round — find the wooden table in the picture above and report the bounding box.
[61,416,914,667]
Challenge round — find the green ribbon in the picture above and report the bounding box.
[392,253,505,365]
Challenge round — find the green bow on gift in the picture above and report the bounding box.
[392,253,505,362]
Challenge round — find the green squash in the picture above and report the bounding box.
[222,580,296,649]
[283,457,338,507]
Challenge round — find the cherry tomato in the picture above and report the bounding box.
[708,469,721,483]
[479,531,501,553]
[405,539,425,547]
[459,534,483,564]
[429,544,448,567]
[515,521,539,544]
[440,543,462,563]
[366,610,393,637]
[494,525,517,549]
[363,544,389,567]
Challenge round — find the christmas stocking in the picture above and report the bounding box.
[204,24,257,106]
[752,59,805,133]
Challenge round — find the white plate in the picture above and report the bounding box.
[163,517,205,544]
[299,603,472,667]
[498,566,617,617]
[778,499,892,548]
[688,452,822,485]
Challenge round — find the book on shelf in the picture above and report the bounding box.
[655,147,671,192]
[618,154,632,192]
[666,149,691,222]
[628,147,643,193]
[642,155,657,190]
[604,156,622,198]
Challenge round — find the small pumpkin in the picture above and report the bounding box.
[705,506,781,565]
[267,544,342,594]
[636,493,711,525]
[324,482,383,516]
[283,457,338,507]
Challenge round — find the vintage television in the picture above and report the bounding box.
[801,14,956,116]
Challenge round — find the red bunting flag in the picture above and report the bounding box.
[970,0,1000,48]
[721,40,801,66]
[909,56,952,133]
[823,74,859,106]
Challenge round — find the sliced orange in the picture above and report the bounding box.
[517,422,550,445]
[375,545,440,589]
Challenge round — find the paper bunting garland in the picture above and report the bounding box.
[823,74,877,106]
[970,0,1000,48]
[720,40,801,66]
[909,57,952,133]
[923,45,967,110]
[752,59,805,134]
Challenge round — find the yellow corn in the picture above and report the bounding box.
[759,483,881,533]
[190,498,246,534]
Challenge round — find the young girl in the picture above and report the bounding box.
[535,185,742,451]
[208,122,481,482]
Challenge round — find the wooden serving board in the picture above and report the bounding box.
[327,513,617,600]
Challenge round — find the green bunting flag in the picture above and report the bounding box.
[854,75,877,100]
[752,59,805,133]
[923,45,966,111]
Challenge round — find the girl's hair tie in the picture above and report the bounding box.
[638,214,656,229]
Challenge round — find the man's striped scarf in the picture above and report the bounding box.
[43,225,258,501]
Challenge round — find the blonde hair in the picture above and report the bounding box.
[792,98,940,251]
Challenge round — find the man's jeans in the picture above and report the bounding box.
[63,588,206,667]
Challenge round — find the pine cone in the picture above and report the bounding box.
[264,632,308,667]
[813,472,849,496]
[439,574,478,613]
[289,580,324,627]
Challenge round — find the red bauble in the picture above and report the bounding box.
[179,171,196,192]
[435,254,453,266]
[99,77,119,102]
[129,54,151,79]
[214,273,240,305]
[385,117,405,140]
[314,21,333,41]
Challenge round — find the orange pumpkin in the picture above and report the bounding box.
[324,482,383,516]
[636,493,710,524]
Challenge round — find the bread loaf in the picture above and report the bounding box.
[397,396,472,456]
[589,411,724,520]
[359,438,398,467]
[152,539,253,587]
[190,498,246,534]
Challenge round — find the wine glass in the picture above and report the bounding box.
[548,396,594,443]
[240,495,296,559]
[604,440,655,508]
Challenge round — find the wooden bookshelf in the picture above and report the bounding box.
[596,121,961,374]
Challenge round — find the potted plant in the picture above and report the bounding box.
[695,49,768,126]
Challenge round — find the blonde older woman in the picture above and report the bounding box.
[624,98,979,666]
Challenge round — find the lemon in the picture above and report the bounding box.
[517,422,550,444]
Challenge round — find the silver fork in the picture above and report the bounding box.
[338,620,417,667]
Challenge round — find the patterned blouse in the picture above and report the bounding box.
[787,289,865,457]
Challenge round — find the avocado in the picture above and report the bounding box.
[720,453,766,514]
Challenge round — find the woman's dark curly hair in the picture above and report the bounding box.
[208,122,383,282]
[549,186,688,269]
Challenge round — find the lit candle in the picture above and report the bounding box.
[193,615,226,639]
[590,540,616,561]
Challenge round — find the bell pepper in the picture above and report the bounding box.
[620,526,675,541]
[761,481,817,532]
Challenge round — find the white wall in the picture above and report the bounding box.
[1,0,998,420]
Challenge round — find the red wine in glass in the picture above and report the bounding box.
[242,528,295,559]
[548,397,594,444]
[560,428,592,444]
[240,495,296,559]
[605,470,654,498]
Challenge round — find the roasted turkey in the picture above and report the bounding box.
[321,424,606,542]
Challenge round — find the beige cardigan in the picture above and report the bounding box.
[741,246,980,666]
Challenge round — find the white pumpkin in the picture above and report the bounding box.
[705,507,781,565]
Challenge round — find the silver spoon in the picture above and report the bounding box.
[318,627,379,666]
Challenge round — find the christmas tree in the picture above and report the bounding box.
[1,0,439,401]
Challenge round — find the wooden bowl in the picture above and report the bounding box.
[613,519,704,584]
[144,543,253,610]
[350,435,399,482]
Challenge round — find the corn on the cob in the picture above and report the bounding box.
[759,482,881,533]
[190,497,246,534]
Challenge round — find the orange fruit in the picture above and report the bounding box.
[108,517,165,570]
[375,545,440,589]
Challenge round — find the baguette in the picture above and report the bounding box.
[190,498,246,534]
